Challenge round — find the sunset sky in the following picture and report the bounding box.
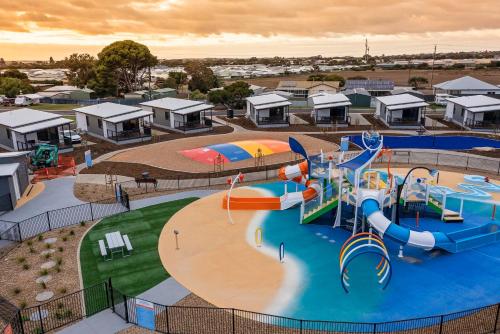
[1,0,500,60]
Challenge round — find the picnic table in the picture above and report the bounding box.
[105,231,125,257]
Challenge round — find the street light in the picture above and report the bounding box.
[395,167,438,225]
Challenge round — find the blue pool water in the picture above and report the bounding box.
[253,182,500,323]
[350,135,500,150]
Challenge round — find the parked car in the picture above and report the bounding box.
[1,97,15,106]
[63,130,82,144]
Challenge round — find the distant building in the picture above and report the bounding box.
[141,97,214,133]
[0,108,73,151]
[433,76,500,96]
[0,151,30,211]
[74,103,153,144]
[123,88,176,100]
[249,84,266,96]
[309,93,351,126]
[344,79,395,97]
[14,94,42,106]
[39,85,94,101]
[343,88,372,107]
[276,81,340,99]
[375,94,428,128]
[445,95,500,131]
[246,94,291,127]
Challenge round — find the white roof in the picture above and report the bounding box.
[377,93,428,106]
[140,97,202,111]
[19,94,43,99]
[14,117,71,134]
[446,95,500,113]
[434,76,500,91]
[0,108,61,128]
[254,101,293,110]
[0,151,30,158]
[0,163,19,176]
[311,93,351,108]
[74,103,142,118]
[386,102,429,111]
[170,103,214,115]
[247,93,289,106]
[38,91,69,98]
[44,85,94,93]
[106,109,153,124]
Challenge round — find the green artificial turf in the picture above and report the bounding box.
[80,198,197,299]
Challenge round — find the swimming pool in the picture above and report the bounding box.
[350,135,500,150]
[252,182,500,323]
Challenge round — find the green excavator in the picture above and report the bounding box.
[30,144,59,169]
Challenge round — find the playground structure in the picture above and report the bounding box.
[254,148,265,167]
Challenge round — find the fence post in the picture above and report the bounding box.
[46,211,51,231]
[17,223,23,242]
[104,280,110,308]
[18,310,25,334]
[438,315,444,334]
[373,323,376,334]
[90,202,94,221]
[232,308,235,334]
[123,295,129,323]
[436,152,439,166]
[165,305,170,334]
[108,278,115,313]
[37,305,45,333]
[497,161,500,176]
[466,156,469,170]
[494,303,500,333]
[300,319,303,334]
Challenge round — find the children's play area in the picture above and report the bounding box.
[159,131,500,326]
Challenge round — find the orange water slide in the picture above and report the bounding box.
[222,195,281,210]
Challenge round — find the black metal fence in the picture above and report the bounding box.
[0,196,129,243]
[2,276,500,333]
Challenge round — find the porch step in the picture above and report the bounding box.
[443,216,464,223]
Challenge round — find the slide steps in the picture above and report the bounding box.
[443,209,464,223]
[302,197,338,224]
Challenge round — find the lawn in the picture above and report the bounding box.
[31,103,81,111]
[80,198,197,297]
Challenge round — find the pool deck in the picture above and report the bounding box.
[158,187,285,313]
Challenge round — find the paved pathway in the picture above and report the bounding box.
[0,177,85,221]
[137,277,191,306]
[130,190,217,210]
[56,309,131,334]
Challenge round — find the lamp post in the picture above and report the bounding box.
[227,173,244,225]
[395,167,438,225]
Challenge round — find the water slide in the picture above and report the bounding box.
[222,160,321,210]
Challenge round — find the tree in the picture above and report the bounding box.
[49,56,55,64]
[185,61,218,93]
[347,75,367,80]
[64,53,96,88]
[0,58,5,67]
[190,89,206,100]
[1,69,28,80]
[168,71,187,90]
[408,76,429,89]
[0,77,34,97]
[155,77,177,89]
[94,40,158,95]
[306,73,345,87]
[207,89,230,105]
[224,81,252,108]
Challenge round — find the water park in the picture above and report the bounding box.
[158,131,500,328]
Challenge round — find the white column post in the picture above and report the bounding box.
[227,173,242,225]
[300,200,305,224]
[441,192,447,220]
[459,198,464,217]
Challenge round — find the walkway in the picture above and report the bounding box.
[0,177,85,222]
[130,190,217,210]
[137,277,191,306]
[56,309,131,334]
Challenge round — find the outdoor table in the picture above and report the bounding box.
[105,231,125,258]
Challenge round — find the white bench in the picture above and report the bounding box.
[123,235,133,255]
[98,240,110,260]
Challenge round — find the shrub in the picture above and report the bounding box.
[55,265,61,273]
[56,257,63,266]
[39,269,48,276]
[80,221,86,226]
[38,235,43,241]
[58,246,64,252]
[62,236,68,242]
[39,282,47,290]
[44,253,51,259]
[69,230,75,236]
[55,309,73,320]
[45,243,51,249]
[26,240,33,246]
[58,287,67,294]
[13,287,21,295]
[22,263,30,270]
[29,247,35,254]
[57,302,64,309]
[19,301,27,309]
[16,257,26,264]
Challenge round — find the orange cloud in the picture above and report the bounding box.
[0,0,499,36]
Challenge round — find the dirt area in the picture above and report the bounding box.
[427,115,465,131]
[293,113,377,131]
[61,125,234,165]
[104,132,336,173]
[227,68,500,88]
[0,222,95,309]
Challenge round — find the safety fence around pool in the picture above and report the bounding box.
[2,277,500,334]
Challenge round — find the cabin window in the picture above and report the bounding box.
[165,111,170,120]
[6,128,11,139]
[97,118,102,129]
[85,115,90,125]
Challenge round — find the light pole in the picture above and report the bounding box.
[395,167,438,225]
[227,173,244,225]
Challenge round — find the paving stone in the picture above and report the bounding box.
[35,275,52,284]
[40,261,56,270]
[35,291,54,302]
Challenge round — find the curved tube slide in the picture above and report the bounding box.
[222,160,321,210]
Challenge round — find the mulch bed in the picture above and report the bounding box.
[427,115,465,130]
[62,125,234,165]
